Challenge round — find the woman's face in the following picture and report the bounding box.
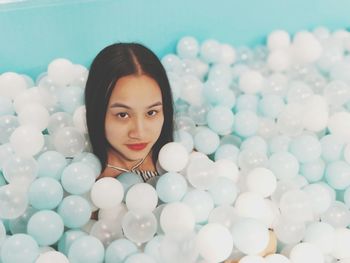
[105,74,164,162]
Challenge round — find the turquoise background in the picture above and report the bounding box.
[1,0,350,79]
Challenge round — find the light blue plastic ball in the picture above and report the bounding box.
[300,158,325,183]
[344,187,350,209]
[268,135,291,154]
[57,195,91,228]
[28,177,63,210]
[156,172,188,203]
[0,115,19,144]
[174,130,194,153]
[72,152,102,177]
[182,189,214,223]
[214,144,240,162]
[258,94,285,118]
[9,206,37,234]
[27,210,64,246]
[193,127,220,155]
[0,97,14,117]
[58,86,84,114]
[124,253,156,263]
[37,150,67,180]
[2,219,10,234]
[268,152,299,180]
[0,172,6,186]
[235,94,259,113]
[0,220,5,243]
[68,236,104,263]
[203,79,229,106]
[320,134,344,162]
[61,162,95,195]
[289,134,322,163]
[233,110,259,137]
[58,229,87,256]
[207,106,234,135]
[325,161,350,190]
[0,234,39,263]
[116,172,143,194]
[144,235,164,262]
[217,89,236,109]
[105,238,138,263]
[240,135,268,154]
[208,64,232,86]
[208,177,238,205]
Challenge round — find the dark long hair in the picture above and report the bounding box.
[85,43,174,171]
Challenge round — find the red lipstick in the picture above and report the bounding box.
[126,143,148,151]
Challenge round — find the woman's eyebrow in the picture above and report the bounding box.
[110,102,131,109]
[110,101,162,109]
[147,102,163,108]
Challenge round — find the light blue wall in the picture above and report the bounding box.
[1,0,350,78]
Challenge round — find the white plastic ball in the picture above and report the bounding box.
[160,202,195,238]
[328,111,350,143]
[239,70,264,94]
[125,183,158,213]
[213,159,240,183]
[267,30,291,50]
[231,218,270,255]
[90,177,124,209]
[303,222,335,254]
[265,254,291,263]
[47,58,75,87]
[10,125,44,157]
[219,43,236,65]
[239,255,266,263]
[73,105,87,134]
[292,31,323,64]
[246,167,277,197]
[289,242,324,263]
[332,228,350,259]
[268,49,291,72]
[196,223,233,262]
[35,251,69,263]
[158,142,189,172]
[17,103,49,131]
[0,72,28,99]
[200,39,221,63]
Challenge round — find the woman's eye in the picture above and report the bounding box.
[116,112,129,119]
[147,110,158,116]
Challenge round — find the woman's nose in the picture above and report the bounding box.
[128,117,145,139]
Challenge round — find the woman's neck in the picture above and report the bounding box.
[106,148,154,171]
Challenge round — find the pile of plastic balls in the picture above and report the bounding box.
[1,27,350,263]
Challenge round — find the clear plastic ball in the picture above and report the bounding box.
[52,127,85,157]
[126,183,158,213]
[122,211,157,244]
[177,36,199,59]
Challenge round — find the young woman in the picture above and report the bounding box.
[85,42,277,259]
[85,43,174,181]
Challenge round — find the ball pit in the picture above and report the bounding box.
[1,27,350,262]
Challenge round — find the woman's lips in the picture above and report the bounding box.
[126,143,148,151]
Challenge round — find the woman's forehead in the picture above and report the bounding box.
[109,75,163,107]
